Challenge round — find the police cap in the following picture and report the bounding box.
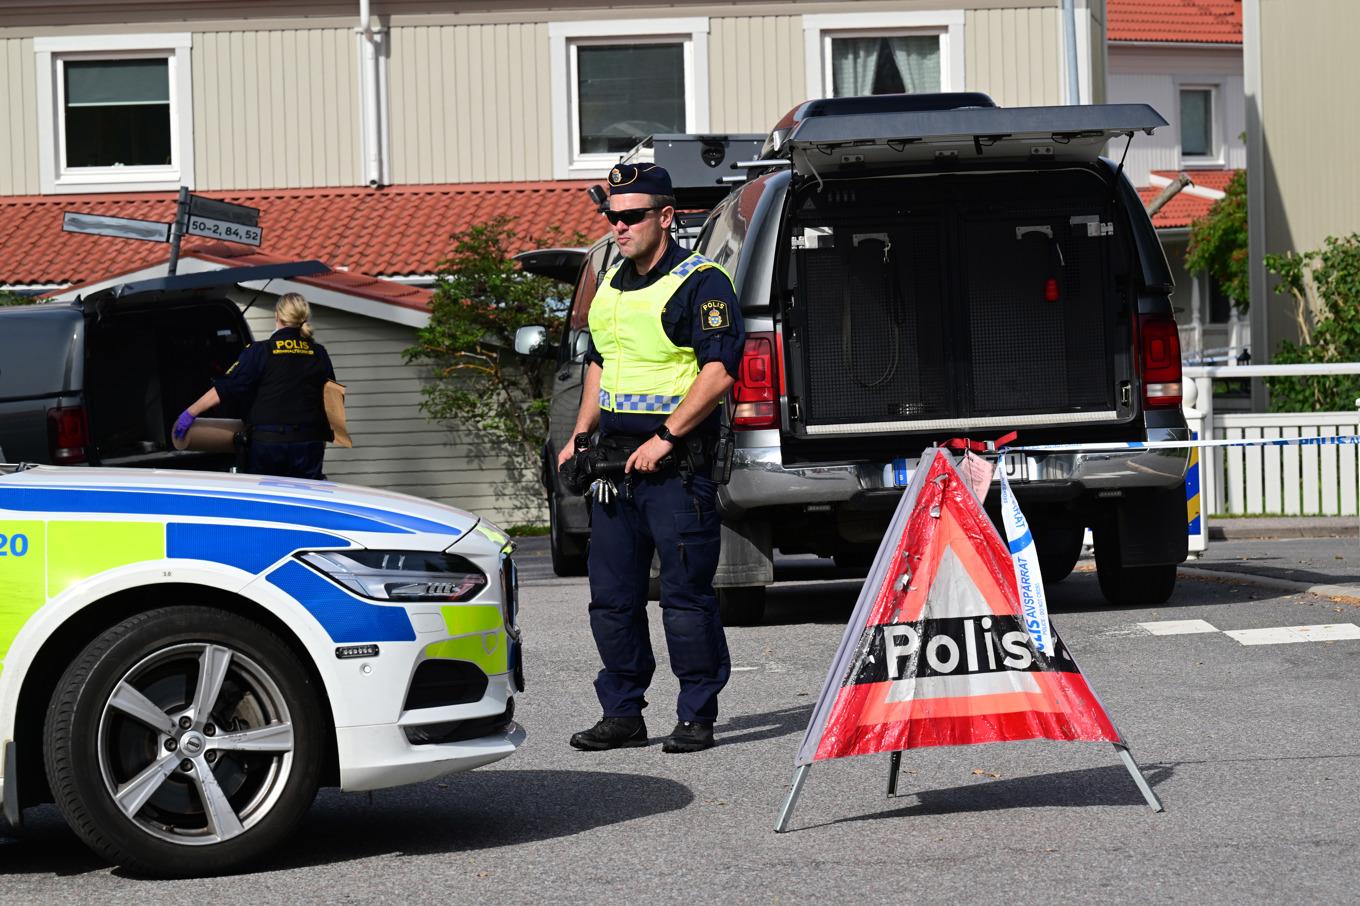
[607,162,673,197]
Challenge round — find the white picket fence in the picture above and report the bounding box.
[1184,364,1360,517]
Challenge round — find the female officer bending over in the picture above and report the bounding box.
[175,293,336,479]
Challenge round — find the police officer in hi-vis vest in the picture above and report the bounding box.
[558,162,745,753]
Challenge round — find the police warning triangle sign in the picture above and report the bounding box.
[777,448,1161,830]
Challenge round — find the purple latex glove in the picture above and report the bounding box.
[173,410,196,441]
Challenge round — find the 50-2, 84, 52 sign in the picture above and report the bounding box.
[186,215,263,247]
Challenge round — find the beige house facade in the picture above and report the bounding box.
[0,0,1108,197]
[1245,0,1360,367]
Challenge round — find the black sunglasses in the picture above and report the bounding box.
[604,205,664,226]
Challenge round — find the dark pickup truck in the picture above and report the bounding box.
[0,262,326,469]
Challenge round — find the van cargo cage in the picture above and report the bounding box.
[616,133,765,212]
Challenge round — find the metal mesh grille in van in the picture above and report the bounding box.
[963,217,1111,414]
[799,220,949,424]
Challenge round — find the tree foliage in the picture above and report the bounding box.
[0,288,35,306]
[1185,169,1249,307]
[1266,233,1360,411]
[404,216,580,515]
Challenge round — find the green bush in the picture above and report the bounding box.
[1185,170,1249,309]
[405,216,583,514]
[1265,233,1360,411]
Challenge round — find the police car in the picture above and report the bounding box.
[0,465,523,876]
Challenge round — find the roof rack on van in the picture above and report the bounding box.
[615,133,765,210]
[761,93,999,158]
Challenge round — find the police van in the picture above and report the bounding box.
[522,95,1190,625]
[705,94,1190,622]
[0,464,523,875]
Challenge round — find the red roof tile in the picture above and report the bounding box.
[0,180,604,288]
[1138,184,1217,228]
[1151,168,1241,193]
[1109,0,1242,44]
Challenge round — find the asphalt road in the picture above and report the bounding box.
[4,536,1359,902]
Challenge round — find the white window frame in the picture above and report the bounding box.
[34,33,194,194]
[549,18,709,180]
[1177,81,1223,167]
[803,11,965,101]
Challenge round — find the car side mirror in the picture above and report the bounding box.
[573,330,591,361]
[514,325,550,357]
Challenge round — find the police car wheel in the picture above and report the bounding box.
[43,606,323,877]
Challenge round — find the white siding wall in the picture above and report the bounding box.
[1108,45,1246,188]
[0,37,39,195]
[238,303,542,527]
[193,28,362,189]
[386,23,552,185]
[708,15,804,133]
[965,7,1064,107]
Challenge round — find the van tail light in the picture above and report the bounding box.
[1138,313,1183,409]
[47,405,90,464]
[732,332,780,430]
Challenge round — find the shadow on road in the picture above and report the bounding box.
[797,761,1174,829]
[716,704,814,748]
[1,769,693,878]
[761,577,861,626]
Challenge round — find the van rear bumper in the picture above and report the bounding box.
[723,436,1190,514]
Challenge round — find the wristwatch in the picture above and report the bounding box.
[655,424,681,444]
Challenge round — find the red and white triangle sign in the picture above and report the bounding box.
[797,448,1122,763]
[779,449,1161,830]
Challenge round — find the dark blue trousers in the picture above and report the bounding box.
[248,440,326,480]
[587,470,730,723]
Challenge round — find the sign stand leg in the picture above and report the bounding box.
[1113,743,1163,813]
[774,765,811,833]
[886,751,902,797]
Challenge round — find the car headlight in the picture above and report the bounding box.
[300,550,488,602]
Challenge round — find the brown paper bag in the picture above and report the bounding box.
[172,417,244,453]
[324,380,352,447]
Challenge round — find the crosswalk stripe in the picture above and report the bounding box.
[1223,624,1360,646]
[1137,619,1219,635]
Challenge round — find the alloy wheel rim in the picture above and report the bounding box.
[96,642,295,846]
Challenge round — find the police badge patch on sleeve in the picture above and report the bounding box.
[699,299,731,331]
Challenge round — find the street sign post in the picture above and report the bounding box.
[64,191,263,275]
[62,212,171,244]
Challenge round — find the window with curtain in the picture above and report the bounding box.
[63,58,171,168]
[576,43,685,156]
[830,34,941,97]
[1180,88,1214,158]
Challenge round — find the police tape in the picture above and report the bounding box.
[1007,434,1360,454]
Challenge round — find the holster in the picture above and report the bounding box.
[559,433,668,497]
[675,427,735,486]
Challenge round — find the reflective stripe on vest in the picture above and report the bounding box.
[587,252,731,414]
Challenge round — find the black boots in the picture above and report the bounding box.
[661,721,714,753]
[569,716,648,751]
[570,717,716,752]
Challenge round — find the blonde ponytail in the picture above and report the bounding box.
[276,293,314,340]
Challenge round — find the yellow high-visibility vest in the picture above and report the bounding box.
[589,252,731,413]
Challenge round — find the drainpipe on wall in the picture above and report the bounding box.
[1062,0,1081,104]
[358,0,384,187]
